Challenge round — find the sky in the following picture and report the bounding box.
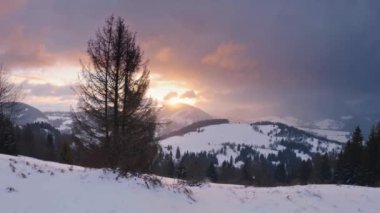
[1,0,380,122]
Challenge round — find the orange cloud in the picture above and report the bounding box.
[0,26,85,69]
[202,42,256,70]
[0,26,55,68]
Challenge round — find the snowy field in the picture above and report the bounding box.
[1,154,380,213]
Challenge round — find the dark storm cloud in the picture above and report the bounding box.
[2,0,380,120]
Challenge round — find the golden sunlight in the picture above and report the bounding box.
[167,96,196,106]
[147,81,197,106]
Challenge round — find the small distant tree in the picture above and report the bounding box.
[206,163,218,182]
[0,66,20,155]
[45,133,56,161]
[175,146,181,160]
[320,154,332,183]
[298,160,312,184]
[336,126,364,185]
[0,114,16,155]
[60,142,73,164]
[275,163,287,184]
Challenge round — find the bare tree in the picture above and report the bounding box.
[73,16,158,173]
[0,65,21,118]
[0,65,21,155]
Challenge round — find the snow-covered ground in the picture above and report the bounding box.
[1,154,379,213]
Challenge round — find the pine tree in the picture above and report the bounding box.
[45,133,56,161]
[0,114,16,155]
[175,146,181,160]
[320,154,332,183]
[73,16,157,174]
[206,163,218,182]
[229,156,234,167]
[298,160,312,184]
[275,163,287,184]
[338,126,364,185]
[60,142,73,164]
[363,124,380,185]
[375,124,380,184]
[166,157,175,178]
[241,158,253,184]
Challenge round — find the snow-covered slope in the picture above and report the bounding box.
[1,154,380,213]
[160,122,343,165]
[45,111,73,133]
[299,127,350,143]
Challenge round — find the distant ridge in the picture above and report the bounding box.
[4,102,49,126]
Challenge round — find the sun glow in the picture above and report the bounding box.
[147,76,198,106]
[167,97,196,106]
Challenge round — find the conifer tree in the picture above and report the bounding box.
[362,124,380,185]
[73,16,157,174]
[60,142,73,164]
[337,126,364,185]
[275,163,287,184]
[175,146,181,160]
[298,160,312,184]
[0,114,16,155]
[320,154,332,183]
[206,163,218,182]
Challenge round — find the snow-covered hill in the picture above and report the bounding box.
[1,154,380,213]
[160,122,344,165]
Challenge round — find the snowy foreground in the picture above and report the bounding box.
[1,154,380,213]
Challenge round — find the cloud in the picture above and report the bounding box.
[0,0,26,18]
[202,42,255,70]
[163,91,178,101]
[0,26,86,69]
[155,47,173,63]
[0,26,55,68]
[20,81,76,111]
[180,90,197,99]
[22,82,74,97]
[0,0,379,121]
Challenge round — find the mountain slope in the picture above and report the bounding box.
[43,104,213,134]
[160,121,343,165]
[1,154,380,213]
[4,102,49,126]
